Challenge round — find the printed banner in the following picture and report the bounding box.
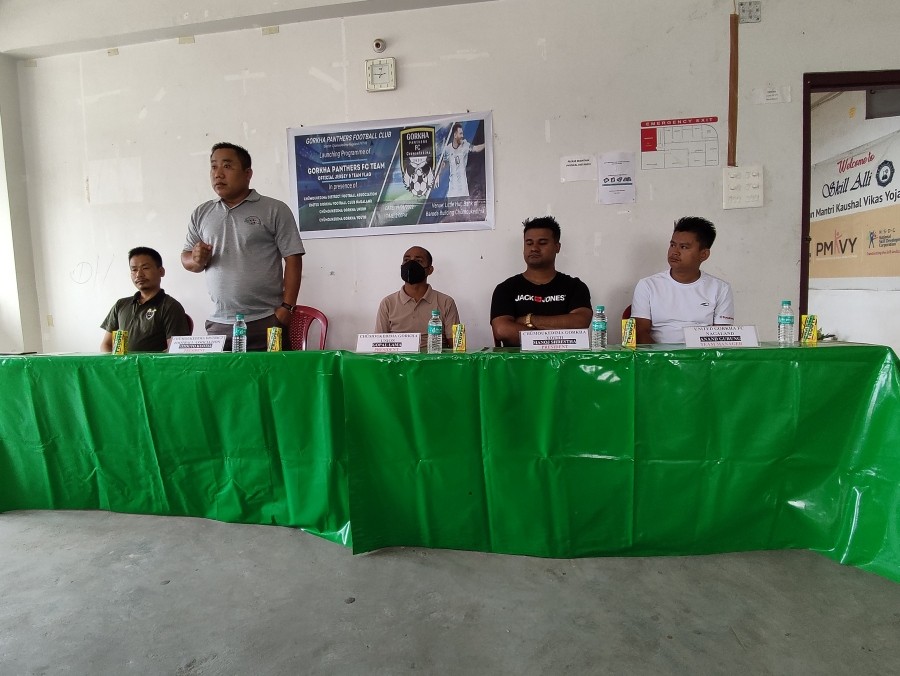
[810,130,900,279]
[288,112,494,239]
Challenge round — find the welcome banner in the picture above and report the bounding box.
[809,129,900,279]
[287,112,494,239]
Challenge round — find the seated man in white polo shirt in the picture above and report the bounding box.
[631,216,734,344]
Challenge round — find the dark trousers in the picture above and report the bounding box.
[205,314,291,352]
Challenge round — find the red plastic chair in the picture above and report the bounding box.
[622,305,632,320]
[185,314,194,335]
[289,305,328,350]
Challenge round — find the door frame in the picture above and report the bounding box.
[801,70,900,313]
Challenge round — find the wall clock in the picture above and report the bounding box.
[365,57,397,92]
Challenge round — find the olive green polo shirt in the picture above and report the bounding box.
[100,290,190,352]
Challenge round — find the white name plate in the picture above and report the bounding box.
[521,329,589,351]
[169,335,227,353]
[683,325,759,348]
[357,333,421,353]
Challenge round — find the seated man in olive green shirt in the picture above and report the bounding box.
[100,247,191,352]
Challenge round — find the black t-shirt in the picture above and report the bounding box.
[100,290,191,352]
[490,272,592,320]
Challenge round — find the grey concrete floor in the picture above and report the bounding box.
[1,511,899,675]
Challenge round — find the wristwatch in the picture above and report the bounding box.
[525,313,535,329]
[280,302,296,313]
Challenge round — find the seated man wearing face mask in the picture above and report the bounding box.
[375,245,461,350]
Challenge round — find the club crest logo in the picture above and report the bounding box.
[400,127,436,198]
[245,216,262,226]
[145,307,157,320]
[876,160,894,187]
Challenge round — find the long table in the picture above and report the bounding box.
[2,344,899,580]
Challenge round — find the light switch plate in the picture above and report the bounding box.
[723,165,764,209]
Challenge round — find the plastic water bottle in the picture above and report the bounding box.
[590,305,608,351]
[777,300,795,346]
[427,309,443,354]
[232,313,247,353]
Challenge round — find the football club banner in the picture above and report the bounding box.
[287,112,494,239]
[810,129,900,279]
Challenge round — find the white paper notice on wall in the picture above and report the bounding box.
[640,116,719,170]
[752,86,792,104]
[598,151,636,204]
[560,155,597,182]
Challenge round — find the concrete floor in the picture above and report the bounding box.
[1,511,899,675]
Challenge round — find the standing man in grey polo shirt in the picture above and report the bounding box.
[182,142,305,351]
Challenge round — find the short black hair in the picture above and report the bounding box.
[523,216,561,241]
[211,142,252,170]
[674,216,717,249]
[406,246,433,266]
[128,246,162,267]
[451,122,463,135]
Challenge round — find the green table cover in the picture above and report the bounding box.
[0,352,350,545]
[2,344,898,580]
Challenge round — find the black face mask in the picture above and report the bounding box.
[400,260,428,284]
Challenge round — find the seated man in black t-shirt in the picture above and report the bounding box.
[100,246,191,352]
[490,216,592,346]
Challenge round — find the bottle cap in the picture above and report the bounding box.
[236,313,245,320]
[781,300,790,305]
[431,309,440,316]
[596,305,605,312]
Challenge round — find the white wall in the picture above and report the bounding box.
[810,90,900,350]
[9,0,900,352]
[0,126,20,350]
[0,53,40,352]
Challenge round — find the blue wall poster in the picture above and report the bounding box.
[287,112,494,239]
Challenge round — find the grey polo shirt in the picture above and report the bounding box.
[184,190,305,323]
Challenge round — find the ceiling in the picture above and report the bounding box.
[0,0,496,59]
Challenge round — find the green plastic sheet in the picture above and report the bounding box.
[0,352,351,546]
[2,345,899,580]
